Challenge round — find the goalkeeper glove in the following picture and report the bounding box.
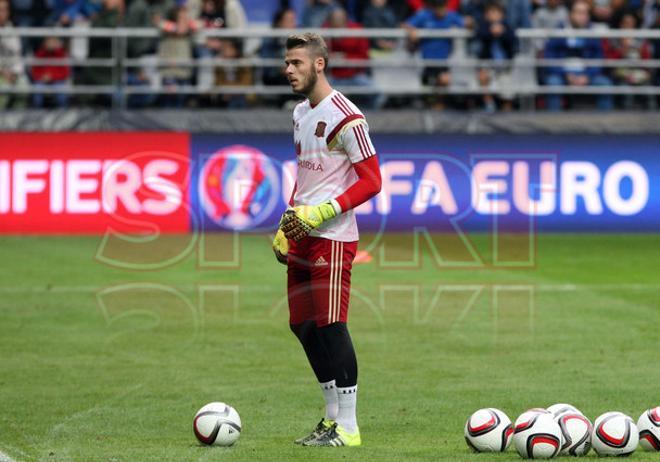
[272,228,289,265]
[280,202,338,242]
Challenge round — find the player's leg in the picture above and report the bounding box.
[317,322,358,432]
[289,321,338,418]
[305,239,361,446]
[287,239,338,443]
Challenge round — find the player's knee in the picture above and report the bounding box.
[290,320,314,340]
[317,321,349,341]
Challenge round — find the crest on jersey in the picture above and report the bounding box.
[315,121,327,137]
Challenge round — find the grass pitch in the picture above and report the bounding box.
[0,233,659,461]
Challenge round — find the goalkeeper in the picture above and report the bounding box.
[271,33,382,447]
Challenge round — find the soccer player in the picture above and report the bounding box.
[271,32,382,447]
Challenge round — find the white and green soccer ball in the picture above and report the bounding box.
[193,402,242,446]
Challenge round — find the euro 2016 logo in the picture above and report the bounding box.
[198,145,279,230]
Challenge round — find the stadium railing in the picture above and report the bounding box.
[0,27,659,108]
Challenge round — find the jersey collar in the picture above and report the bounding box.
[309,89,336,110]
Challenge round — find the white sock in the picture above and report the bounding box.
[336,385,358,433]
[319,380,338,421]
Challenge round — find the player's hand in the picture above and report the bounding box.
[280,202,337,242]
[272,228,289,265]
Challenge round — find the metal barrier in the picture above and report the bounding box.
[0,26,658,108]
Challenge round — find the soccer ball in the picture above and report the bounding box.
[464,408,513,452]
[193,402,242,446]
[556,412,593,456]
[547,403,583,418]
[527,407,552,414]
[513,410,562,459]
[592,411,638,457]
[637,407,660,451]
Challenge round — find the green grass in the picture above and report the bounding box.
[0,233,659,461]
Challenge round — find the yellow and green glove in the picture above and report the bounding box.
[272,228,289,265]
[280,202,338,242]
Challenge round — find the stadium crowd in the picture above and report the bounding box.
[0,0,659,110]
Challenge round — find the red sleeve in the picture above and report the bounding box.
[334,155,381,213]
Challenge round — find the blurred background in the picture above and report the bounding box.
[0,0,659,111]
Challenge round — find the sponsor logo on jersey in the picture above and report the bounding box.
[297,159,324,172]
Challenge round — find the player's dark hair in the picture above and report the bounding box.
[286,32,329,70]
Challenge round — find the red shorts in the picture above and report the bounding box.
[287,236,358,327]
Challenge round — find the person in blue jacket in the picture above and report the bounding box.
[404,0,464,108]
[543,0,613,111]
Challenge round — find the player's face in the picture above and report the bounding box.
[285,47,319,96]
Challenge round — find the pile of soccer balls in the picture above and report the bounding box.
[465,404,660,458]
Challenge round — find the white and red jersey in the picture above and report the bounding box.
[292,90,376,242]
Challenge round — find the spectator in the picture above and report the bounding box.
[458,0,484,29]
[197,0,226,59]
[196,0,247,58]
[362,0,398,51]
[214,38,253,108]
[641,0,658,28]
[10,0,49,52]
[461,0,532,29]
[260,8,300,108]
[404,0,464,108]
[197,0,246,32]
[10,0,49,28]
[476,2,517,111]
[219,0,247,28]
[591,0,620,26]
[505,0,532,29]
[326,6,383,108]
[649,0,660,98]
[125,0,174,58]
[302,0,337,27]
[532,0,569,30]
[76,0,123,106]
[0,0,27,109]
[47,0,102,26]
[158,5,199,107]
[391,0,424,22]
[532,0,569,51]
[31,36,71,108]
[543,0,613,111]
[604,11,652,107]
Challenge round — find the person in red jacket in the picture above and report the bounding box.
[31,36,70,108]
[325,7,384,108]
[603,11,653,109]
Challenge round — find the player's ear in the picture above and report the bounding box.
[315,57,325,73]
